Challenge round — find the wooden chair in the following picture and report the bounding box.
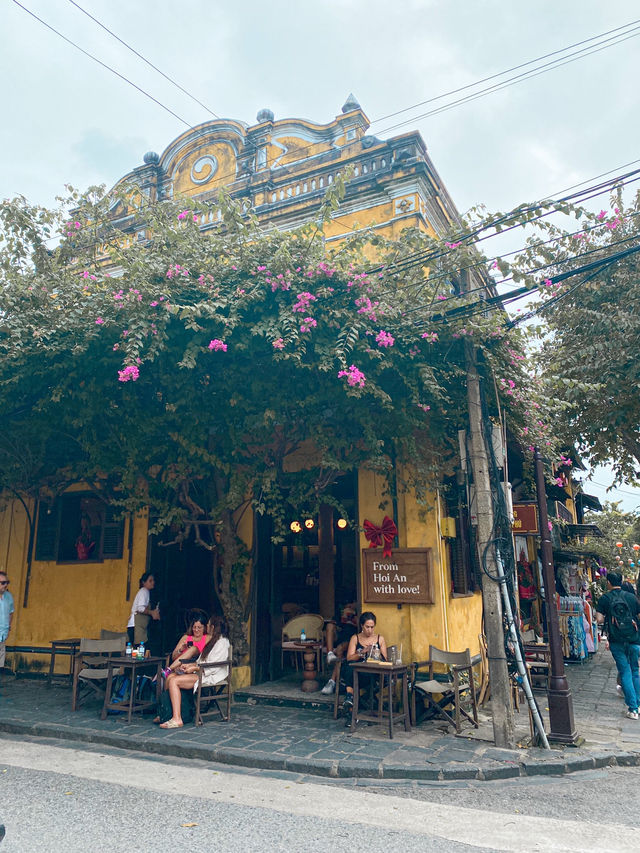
[100,629,128,642]
[411,646,479,733]
[71,638,125,711]
[281,613,324,671]
[476,633,490,706]
[194,645,233,724]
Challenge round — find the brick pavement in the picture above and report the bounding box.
[0,649,638,781]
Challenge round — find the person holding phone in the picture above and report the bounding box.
[162,611,209,678]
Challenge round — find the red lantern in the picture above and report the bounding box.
[616,542,624,548]
[634,544,640,551]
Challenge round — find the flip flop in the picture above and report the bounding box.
[159,719,183,729]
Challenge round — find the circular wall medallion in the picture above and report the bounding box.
[190,155,218,185]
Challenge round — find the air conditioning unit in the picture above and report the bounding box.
[458,424,506,471]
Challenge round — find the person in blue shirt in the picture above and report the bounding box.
[0,571,14,671]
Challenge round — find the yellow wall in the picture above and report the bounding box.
[357,469,482,663]
[0,498,148,674]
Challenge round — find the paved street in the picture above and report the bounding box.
[1,737,640,852]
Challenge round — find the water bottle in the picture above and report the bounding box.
[125,642,132,657]
[139,642,145,659]
[300,628,306,642]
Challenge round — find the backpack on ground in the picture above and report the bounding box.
[608,590,639,643]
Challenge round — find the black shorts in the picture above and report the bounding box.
[336,624,357,647]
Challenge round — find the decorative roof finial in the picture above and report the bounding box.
[256,108,275,123]
[341,93,361,114]
[143,151,160,165]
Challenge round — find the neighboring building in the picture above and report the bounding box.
[1,97,485,685]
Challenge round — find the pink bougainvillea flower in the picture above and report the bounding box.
[177,210,188,220]
[74,221,81,229]
[208,339,227,352]
[375,330,395,348]
[118,365,139,382]
[272,338,285,350]
[293,291,317,313]
[421,331,438,342]
[597,210,607,220]
[193,214,198,222]
[338,365,366,388]
[95,317,104,325]
[300,317,318,333]
[445,241,462,249]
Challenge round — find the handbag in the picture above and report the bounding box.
[133,612,150,644]
[156,687,194,724]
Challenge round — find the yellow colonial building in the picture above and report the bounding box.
[1,96,482,686]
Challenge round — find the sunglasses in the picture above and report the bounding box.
[0,580,8,586]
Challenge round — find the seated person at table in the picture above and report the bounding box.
[158,615,230,728]
[321,602,358,694]
[162,611,209,678]
[341,611,387,713]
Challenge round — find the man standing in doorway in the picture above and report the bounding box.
[0,571,14,673]
[596,570,640,719]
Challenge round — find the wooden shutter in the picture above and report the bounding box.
[34,500,60,561]
[102,506,124,559]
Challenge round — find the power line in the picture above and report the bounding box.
[10,0,192,128]
[411,241,640,330]
[369,19,640,126]
[374,26,640,137]
[66,0,220,119]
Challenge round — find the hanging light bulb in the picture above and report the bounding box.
[337,518,348,529]
[290,521,302,533]
[304,518,315,530]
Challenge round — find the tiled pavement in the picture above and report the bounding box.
[1,649,639,782]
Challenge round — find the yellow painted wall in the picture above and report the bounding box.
[357,469,482,664]
[0,497,149,674]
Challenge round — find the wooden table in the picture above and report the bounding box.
[287,640,322,692]
[48,638,82,686]
[350,661,411,738]
[100,656,163,722]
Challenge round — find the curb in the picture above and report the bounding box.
[1,718,638,782]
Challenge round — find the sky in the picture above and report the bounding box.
[2,0,640,511]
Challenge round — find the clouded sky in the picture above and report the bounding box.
[2,0,639,510]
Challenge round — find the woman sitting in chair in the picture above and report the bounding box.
[158,615,230,729]
[162,611,209,678]
[341,611,387,713]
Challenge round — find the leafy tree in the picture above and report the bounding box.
[583,501,640,578]
[502,187,640,484]
[0,183,554,655]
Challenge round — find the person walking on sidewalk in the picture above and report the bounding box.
[0,571,14,673]
[596,571,640,720]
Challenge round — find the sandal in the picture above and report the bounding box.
[159,719,183,729]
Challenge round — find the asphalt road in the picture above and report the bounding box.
[0,736,637,852]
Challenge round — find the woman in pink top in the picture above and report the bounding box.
[163,612,209,677]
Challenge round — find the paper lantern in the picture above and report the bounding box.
[616,542,624,548]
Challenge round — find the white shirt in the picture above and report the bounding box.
[195,636,231,690]
[127,587,150,628]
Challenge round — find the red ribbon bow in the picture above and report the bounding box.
[363,516,398,559]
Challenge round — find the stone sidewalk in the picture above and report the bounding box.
[0,649,638,782]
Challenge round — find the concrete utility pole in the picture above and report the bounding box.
[465,343,515,749]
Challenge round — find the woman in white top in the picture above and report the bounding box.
[127,572,159,645]
[159,615,231,728]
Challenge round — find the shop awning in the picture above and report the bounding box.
[575,493,603,512]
